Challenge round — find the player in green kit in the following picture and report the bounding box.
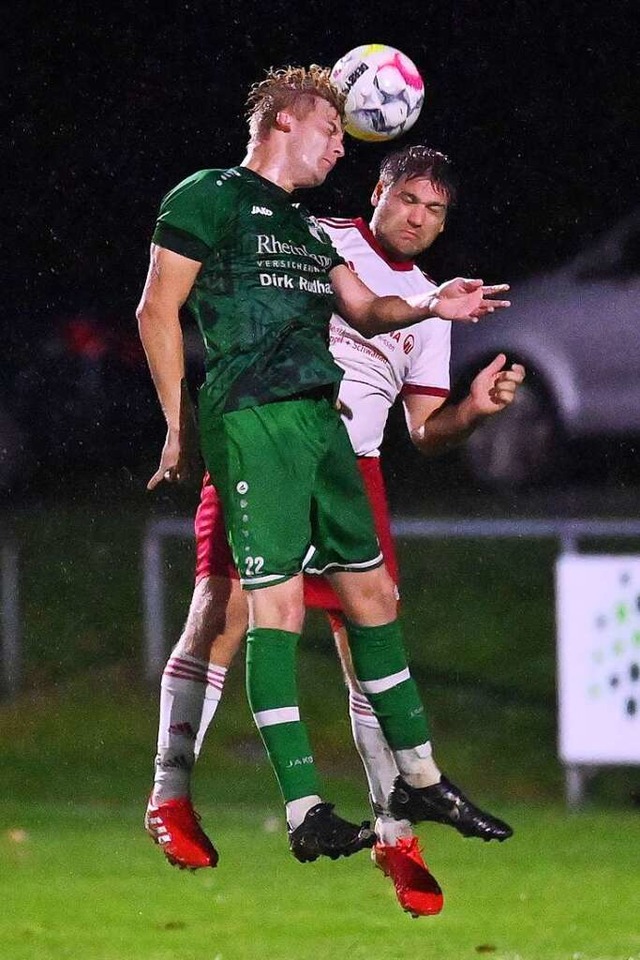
[137,65,512,863]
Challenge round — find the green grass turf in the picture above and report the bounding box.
[2,664,640,960]
[1,801,639,960]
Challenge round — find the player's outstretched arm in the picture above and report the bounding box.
[136,244,201,489]
[406,353,526,456]
[330,266,510,338]
[405,278,511,322]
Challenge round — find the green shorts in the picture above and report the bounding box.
[200,397,383,589]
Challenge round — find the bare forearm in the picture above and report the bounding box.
[350,295,435,338]
[137,306,185,430]
[333,268,509,336]
[411,395,486,456]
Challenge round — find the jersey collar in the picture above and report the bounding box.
[354,218,415,272]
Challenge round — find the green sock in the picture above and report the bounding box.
[246,627,321,802]
[346,619,431,749]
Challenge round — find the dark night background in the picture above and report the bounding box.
[3,0,638,493]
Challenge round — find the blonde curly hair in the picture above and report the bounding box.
[246,65,346,142]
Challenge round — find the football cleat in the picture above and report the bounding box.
[373,836,444,917]
[389,776,513,842]
[144,795,219,869]
[288,802,376,863]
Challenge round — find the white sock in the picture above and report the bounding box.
[152,653,208,804]
[285,794,323,830]
[349,689,400,806]
[194,664,228,758]
[394,741,442,789]
[349,689,413,843]
[375,814,414,845]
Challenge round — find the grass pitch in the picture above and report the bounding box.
[1,668,639,960]
[1,801,639,960]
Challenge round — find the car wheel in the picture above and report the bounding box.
[462,379,562,490]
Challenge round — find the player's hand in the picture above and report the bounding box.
[147,380,201,490]
[469,353,526,416]
[147,427,181,490]
[428,278,511,323]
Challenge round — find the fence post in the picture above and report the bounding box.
[142,522,166,683]
[1,540,21,698]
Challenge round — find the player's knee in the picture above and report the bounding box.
[178,577,245,659]
[255,602,305,634]
[362,566,397,608]
[248,576,305,633]
[335,570,397,625]
[180,611,225,658]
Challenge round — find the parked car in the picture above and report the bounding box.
[450,208,640,488]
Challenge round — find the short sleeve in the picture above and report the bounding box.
[401,319,452,396]
[152,170,224,262]
[325,239,346,272]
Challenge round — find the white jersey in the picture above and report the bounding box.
[320,217,451,457]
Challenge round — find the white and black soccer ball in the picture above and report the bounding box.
[330,44,425,142]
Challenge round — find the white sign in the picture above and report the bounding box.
[556,555,640,765]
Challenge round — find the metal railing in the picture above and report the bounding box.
[142,515,640,680]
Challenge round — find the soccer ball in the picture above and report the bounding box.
[330,44,425,142]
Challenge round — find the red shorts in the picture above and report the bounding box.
[194,458,399,622]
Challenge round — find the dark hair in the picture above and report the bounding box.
[246,65,345,143]
[379,145,457,205]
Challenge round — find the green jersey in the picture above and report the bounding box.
[152,166,345,415]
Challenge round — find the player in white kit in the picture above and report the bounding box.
[145,145,524,916]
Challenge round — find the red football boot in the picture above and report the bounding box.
[373,836,444,917]
[145,796,218,869]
